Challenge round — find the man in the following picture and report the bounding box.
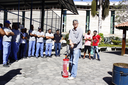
[83,30,92,59]
[36,27,45,58]
[20,28,28,58]
[92,30,101,61]
[3,20,14,67]
[0,24,5,63]
[28,25,37,57]
[45,29,54,58]
[54,29,63,57]
[11,24,21,61]
[68,19,83,80]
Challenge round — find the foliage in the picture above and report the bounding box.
[65,33,69,45]
[99,43,122,47]
[91,0,110,20]
[115,0,128,23]
[111,40,121,45]
[99,33,104,43]
[102,0,110,20]
[91,0,97,17]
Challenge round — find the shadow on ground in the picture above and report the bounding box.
[103,71,113,85]
[0,68,22,85]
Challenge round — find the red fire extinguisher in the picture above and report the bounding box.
[62,55,69,78]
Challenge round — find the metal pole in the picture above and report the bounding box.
[30,0,33,30]
[51,10,53,31]
[22,11,25,26]
[18,0,20,24]
[41,0,45,31]
[60,6,63,34]
[46,9,48,32]
[4,8,7,26]
[58,18,59,30]
[55,14,57,31]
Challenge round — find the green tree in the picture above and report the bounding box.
[91,0,97,17]
[115,0,128,23]
[91,0,110,33]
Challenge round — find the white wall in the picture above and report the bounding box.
[66,10,86,33]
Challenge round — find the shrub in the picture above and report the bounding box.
[65,33,69,45]
[99,33,104,43]
[112,40,121,45]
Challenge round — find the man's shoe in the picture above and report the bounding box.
[68,77,75,80]
[41,56,44,58]
[15,60,18,62]
[98,59,101,61]
[49,56,52,58]
[3,64,9,67]
[45,55,48,58]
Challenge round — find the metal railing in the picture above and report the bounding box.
[0,9,61,33]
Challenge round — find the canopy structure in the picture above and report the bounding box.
[115,21,128,56]
[0,0,78,33]
[0,0,78,14]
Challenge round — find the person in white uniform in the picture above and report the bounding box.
[28,25,37,57]
[36,27,45,58]
[3,20,14,67]
[45,29,54,58]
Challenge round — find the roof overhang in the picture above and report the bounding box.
[115,21,128,30]
[0,0,78,15]
[116,27,128,30]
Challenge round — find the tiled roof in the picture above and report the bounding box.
[115,21,128,28]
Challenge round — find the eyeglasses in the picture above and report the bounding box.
[73,23,78,25]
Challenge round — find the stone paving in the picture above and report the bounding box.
[0,47,128,85]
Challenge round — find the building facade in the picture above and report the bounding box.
[54,1,126,38]
[0,1,127,38]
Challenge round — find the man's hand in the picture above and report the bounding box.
[5,32,9,36]
[60,40,62,43]
[34,34,37,37]
[69,40,74,48]
[37,35,41,37]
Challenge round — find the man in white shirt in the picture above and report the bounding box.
[45,29,54,58]
[3,20,14,67]
[36,27,45,58]
[28,25,37,57]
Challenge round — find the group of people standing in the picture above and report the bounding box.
[0,19,101,80]
[68,19,101,80]
[0,20,63,67]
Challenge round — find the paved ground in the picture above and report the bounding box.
[0,47,128,85]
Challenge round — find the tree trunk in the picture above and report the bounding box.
[98,0,102,34]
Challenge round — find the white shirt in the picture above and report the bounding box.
[37,31,44,43]
[46,33,53,43]
[21,33,27,44]
[3,27,13,42]
[29,30,36,41]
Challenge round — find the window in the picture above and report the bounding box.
[63,10,67,32]
[110,11,115,34]
[86,10,90,33]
